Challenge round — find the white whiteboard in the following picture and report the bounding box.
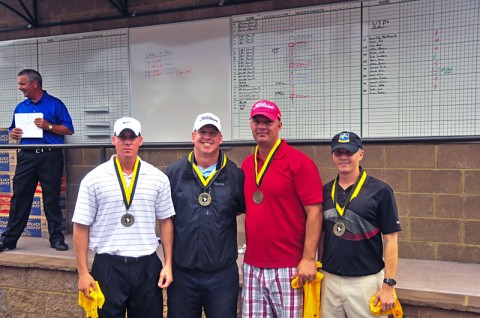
[130,18,231,142]
[231,0,480,139]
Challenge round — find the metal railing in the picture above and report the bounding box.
[1,134,479,161]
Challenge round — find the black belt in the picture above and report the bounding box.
[96,252,155,264]
[21,148,59,153]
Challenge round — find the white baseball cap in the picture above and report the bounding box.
[114,117,141,136]
[193,113,221,132]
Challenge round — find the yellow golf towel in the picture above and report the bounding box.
[369,288,403,318]
[291,262,324,318]
[78,281,105,318]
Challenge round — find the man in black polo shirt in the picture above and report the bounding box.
[318,131,401,318]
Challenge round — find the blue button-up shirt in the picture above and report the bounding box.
[10,90,74,145]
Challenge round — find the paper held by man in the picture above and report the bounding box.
[14,113,43,138]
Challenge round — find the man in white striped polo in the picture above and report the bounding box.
[72,117,175,318]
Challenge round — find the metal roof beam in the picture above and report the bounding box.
[108,0,129,17]
[0,0,270,32]
[0,0,37,27]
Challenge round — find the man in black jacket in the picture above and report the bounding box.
[166,112,245,318]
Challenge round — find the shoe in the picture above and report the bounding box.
[0,241,16,252]
[50,241,69,251]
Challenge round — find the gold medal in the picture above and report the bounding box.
[253,190,263,204]
[254,139,281,206]
[333,221,346,237]
[198,192,212,206]
[121,213,135,227]
[189,151,226,208]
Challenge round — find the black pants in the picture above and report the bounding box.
[92,253,164,318]
[1,149,65,246]
[167,262,239,318]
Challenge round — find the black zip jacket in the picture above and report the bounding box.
[166,152,245,272]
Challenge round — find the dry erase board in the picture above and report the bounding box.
[129,18,231,142]
[231,0,480,139]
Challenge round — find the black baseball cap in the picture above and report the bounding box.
[331,131,363,153]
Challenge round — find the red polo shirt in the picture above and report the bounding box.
[242,140,323,268]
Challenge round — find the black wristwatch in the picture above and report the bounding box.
[383,278,397,286]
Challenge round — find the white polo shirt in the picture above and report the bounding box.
[72,155,175,257]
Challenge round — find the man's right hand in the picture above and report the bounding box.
[10,128,23,140]
[78,273,97,299]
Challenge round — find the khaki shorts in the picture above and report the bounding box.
[320,270,387,318]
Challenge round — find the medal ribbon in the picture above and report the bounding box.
[114,156,141,211]
[188,150,227,190]
[331,169,367,216]
[254,138,282,187]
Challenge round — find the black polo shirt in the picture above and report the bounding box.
[321,174,401,276]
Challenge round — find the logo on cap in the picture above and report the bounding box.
[193,112,221,132]
[250,100,281,121]
[339,132,350,143]
[200,115,219,123]
[114,117,141,136]
[253,101,276,111]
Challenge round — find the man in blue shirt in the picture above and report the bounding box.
[0,69,74,252]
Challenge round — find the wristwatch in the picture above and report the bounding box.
[383,278,397,286]
[48,124,53,130]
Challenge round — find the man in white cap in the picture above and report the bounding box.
[72,117,175,318]
[166,112,245,318]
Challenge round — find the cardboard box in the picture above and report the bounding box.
[30,194,43,216]
[30,192,67,216]
[0,215,67,238]
[21,217,44,237]
[0,129,9,144]
[0,150,17,172]
[0,129,17,145]
[0,194,11,214]
[0,193,66,217]
[0,172,14,195]
[35,175,67,194]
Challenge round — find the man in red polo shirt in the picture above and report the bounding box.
[241,100,323,317]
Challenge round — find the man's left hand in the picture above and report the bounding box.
[34,117,49,130]
[374,285,395,312]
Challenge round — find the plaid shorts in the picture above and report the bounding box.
[242,263,303,317]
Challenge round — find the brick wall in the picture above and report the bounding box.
[0,265,82,317]
[65,142,480,264]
